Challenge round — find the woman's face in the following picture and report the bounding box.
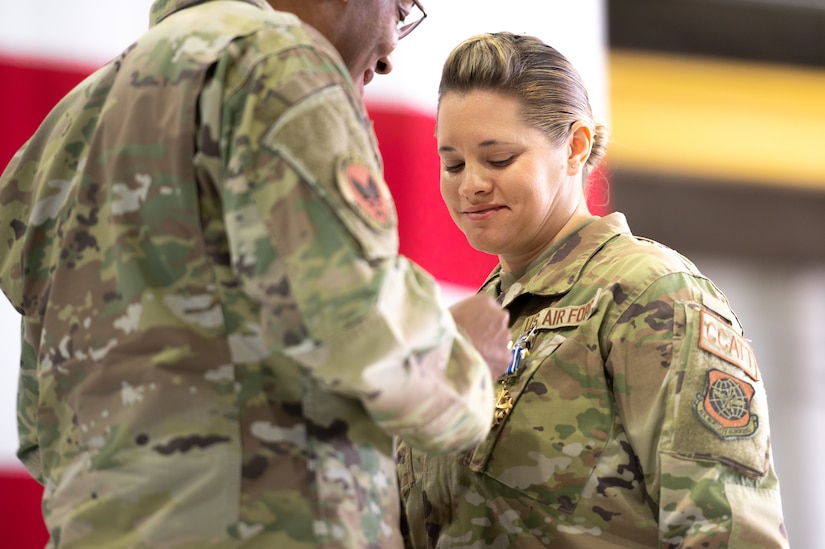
[437,89,587,272]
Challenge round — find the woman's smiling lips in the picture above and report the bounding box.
[462,204,506,221]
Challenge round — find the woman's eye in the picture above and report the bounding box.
[489,157,514,167]
[444,162,464,173]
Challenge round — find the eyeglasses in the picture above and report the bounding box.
[398,0,427,40]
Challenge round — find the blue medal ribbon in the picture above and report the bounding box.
[506,329,537,376]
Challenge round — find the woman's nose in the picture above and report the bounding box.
[459,168,492,197]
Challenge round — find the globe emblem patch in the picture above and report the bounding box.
[708,377,749,421]
[694,369,758,439]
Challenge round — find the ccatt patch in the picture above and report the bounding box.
[698,309,759,380]
[694,369,759,439]
[336,154,394,231]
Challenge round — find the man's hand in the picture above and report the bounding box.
[450,294,511,379]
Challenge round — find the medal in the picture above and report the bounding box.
[493,383,514,427]
[493,329,537,427]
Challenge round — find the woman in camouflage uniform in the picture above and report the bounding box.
[397,32,788,548]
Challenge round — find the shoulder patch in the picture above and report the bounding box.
[694,369,759,439]
[335,154,394,231]
[699,309,759,381]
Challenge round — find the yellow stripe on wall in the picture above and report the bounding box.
[608,50,825,189]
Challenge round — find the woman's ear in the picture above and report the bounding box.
[567,121,593,176]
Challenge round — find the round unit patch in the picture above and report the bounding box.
[336,155,394,231]
[694,369,759,439]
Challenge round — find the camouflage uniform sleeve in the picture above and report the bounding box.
[606,272,788,547]
[197,39,494,453]
[0,148,41,482]
[16,322,42,483]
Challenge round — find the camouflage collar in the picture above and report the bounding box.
[483,212,632,306]
[150,0,272,27]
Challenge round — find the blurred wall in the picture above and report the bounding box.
[608,1,825,547]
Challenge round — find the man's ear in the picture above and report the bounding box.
[567,121,593,176]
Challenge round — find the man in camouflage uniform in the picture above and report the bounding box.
[0,1,511,547]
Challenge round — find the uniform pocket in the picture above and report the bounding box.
[669,303,771,477]
[262,86,398,262]
[465,333,613,512]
